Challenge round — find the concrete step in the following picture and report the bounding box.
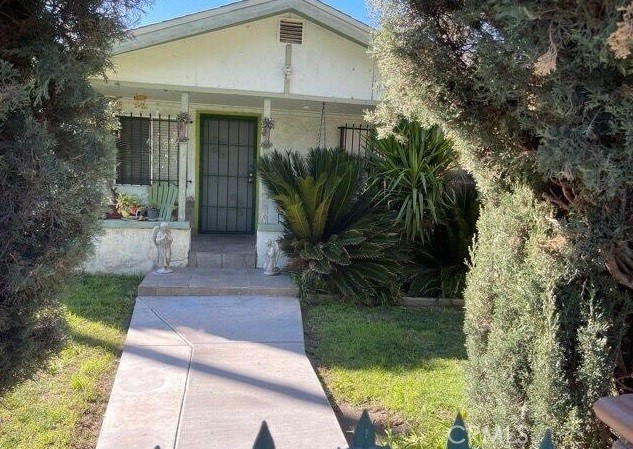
[138,267,299,297]
[188,251,257,269]
[189,234,258,269]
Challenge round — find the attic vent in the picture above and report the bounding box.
[279,19,303,44]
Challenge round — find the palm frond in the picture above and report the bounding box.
[259,147,401,304]
[367,120,457,242]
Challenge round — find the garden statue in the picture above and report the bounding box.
[152,222,173,274]
[263,239,280,276]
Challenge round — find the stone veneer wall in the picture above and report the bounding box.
[83,220,191,275]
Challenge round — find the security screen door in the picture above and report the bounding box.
[200,116,256,233]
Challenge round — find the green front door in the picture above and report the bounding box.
[200,116,256,234]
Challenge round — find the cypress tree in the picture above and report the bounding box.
[0,1,143,391]
[370,0,633,447]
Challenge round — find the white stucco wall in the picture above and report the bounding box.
[83,221,191,275]
[108,14,376,101]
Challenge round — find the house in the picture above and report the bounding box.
[84,0,378,274]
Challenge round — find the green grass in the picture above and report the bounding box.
[303,300,466,449]
[0,274,141,449]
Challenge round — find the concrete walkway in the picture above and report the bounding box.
[96,282,347,449]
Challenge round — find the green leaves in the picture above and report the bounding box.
[368,120,457,242]
[258,148,401,304]
[0,0,142,391]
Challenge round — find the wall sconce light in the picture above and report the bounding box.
[262,117,274,148]
[176,112,193,142]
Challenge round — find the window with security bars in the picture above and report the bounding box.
[339,124,373,156]
[116,115,179,185]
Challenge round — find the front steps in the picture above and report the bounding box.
[138,267,299,297]
[188,234,257,269]
[148,234,298,297]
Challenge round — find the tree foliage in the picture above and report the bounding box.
[0,1,143,391]
[371,0,633,447]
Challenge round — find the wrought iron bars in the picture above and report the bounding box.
[339,124,373,157]
[253,410,557,449]
[115,113,179,186]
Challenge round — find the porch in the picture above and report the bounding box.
[83,86,371,275]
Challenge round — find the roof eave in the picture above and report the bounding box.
[113,0,372,55]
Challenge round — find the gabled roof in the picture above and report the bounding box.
[114,0,373,54]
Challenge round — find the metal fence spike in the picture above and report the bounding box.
[350,410,390,449]
[351,410,376,448]
[447,413,469,449]
[539,429,555,449]
[253,420,275,449]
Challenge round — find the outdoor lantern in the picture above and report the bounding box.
[262,117,274,148]
[176,112,193,142]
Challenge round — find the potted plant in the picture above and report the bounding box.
[104,180,121,219]
[116,193,143,218]
[146,200,160,220]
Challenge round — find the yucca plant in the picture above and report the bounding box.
[405,172,480,298]
[367,120,457,243]
[259,148,401,304]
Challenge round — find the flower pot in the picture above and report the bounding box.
[105,204,121,219]
[147,207,159,220]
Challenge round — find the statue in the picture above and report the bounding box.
[263,239,281,276]
[152,222,173,274]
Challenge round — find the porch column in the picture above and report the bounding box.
[260,97,278,228]
[264,97,272,119]
[178,92,189,222]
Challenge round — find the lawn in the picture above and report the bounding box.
[303,300,466,449]
[0,275,140,449]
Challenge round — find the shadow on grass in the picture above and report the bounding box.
[62,274,141,331]
[69,331,126,357]
[0,310,65,398]
[302,300,467,446]
[0,274,140,397]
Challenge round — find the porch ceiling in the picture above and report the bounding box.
[94,80,374,116]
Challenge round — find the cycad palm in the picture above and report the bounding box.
[259,148,400,304]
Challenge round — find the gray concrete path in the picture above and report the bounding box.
[96,294,347,449]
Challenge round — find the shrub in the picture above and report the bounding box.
[0,1,141,392]
[259,148,401,304]
[367,120,457,243]
[370,0,633,446]
[464,187,630,449]
[367,119,476,298]
[406,172,479,298]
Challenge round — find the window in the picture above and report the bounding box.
[116,115,179,185]
[339,124,373,156]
